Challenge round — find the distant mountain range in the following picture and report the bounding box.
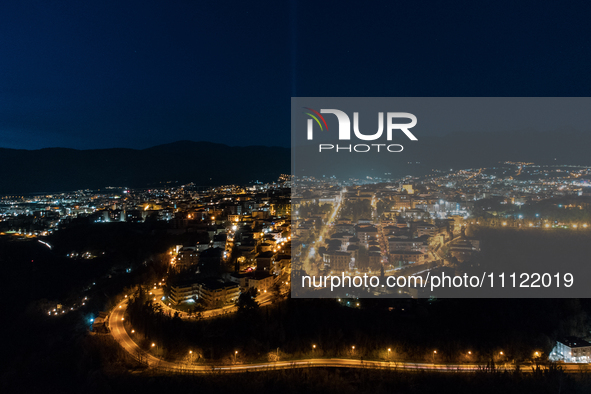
[2,130,590,195]
[0,141,290,195]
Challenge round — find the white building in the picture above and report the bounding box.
[550,337,591,363]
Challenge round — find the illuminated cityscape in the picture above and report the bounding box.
[2,161,591,374]
[293,163,591,294]
[4,0,591,393]
[3,155,591,394]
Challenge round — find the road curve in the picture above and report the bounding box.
[108,299,588,374]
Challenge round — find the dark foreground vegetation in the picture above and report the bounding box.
[106,368,591,394]
[6,349,591,394]
[126,294,589,364]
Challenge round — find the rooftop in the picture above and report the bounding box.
[560,337,591,348]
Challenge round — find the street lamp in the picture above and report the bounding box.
[352,346,355,356]
[234,350,238,364]
[433,350,437,363]
[189,350,193,363]
[387,348,391,360]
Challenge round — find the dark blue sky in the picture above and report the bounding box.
[1,1,591,150]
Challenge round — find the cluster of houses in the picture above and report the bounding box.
[164,194,292,308]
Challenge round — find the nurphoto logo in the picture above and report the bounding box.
[304,107,418,153]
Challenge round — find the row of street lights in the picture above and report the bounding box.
[311,345,539,363]
[313,344,394,360]
[140,335,538,364]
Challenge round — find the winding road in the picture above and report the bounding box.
[108,298,589,374]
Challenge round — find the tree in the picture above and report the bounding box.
[237,287,259,312]
[270,282,283,303]
[229,247,242,272]
[192,302,206,320]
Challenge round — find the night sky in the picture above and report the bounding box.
[2,0,591,150]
